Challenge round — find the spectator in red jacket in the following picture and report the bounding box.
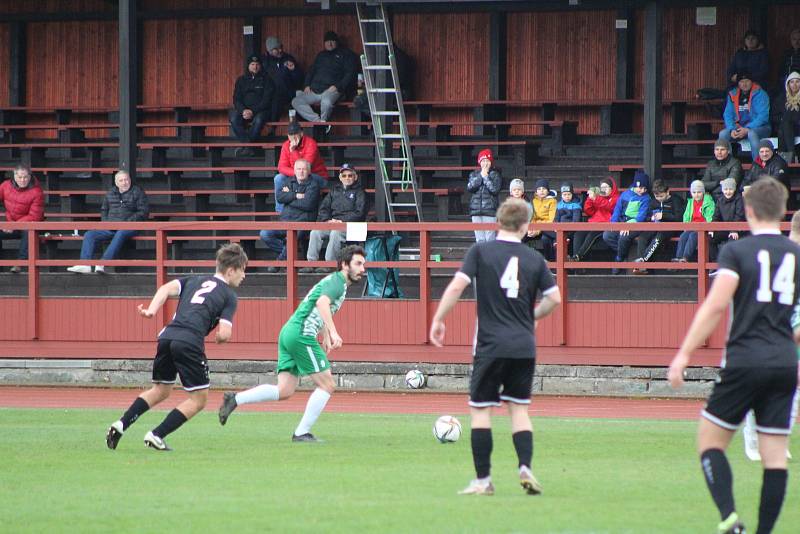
[0,165,44,272]
[569,177,619,262]
[275,121,328,213]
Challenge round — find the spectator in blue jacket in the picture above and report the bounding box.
[726,30,770,90]
[555,182,582,257]
[719,71,770,162]
[602,170,652,275]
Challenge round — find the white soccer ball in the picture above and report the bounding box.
[433,415,462,443]
[405,369,425,389]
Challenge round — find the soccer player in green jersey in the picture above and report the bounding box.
[219,245,366,442]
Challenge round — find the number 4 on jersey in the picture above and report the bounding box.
[756,250,796,305]
[500,256,519,299]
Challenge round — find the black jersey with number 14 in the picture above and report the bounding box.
[716,231,800,368]
[457,237,557,359]
[158,274,238,349]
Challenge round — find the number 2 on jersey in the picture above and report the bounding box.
[190,281,218,304]
[500,256,520,298]
[756,250,796,305]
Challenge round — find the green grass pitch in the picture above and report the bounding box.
[0,408,797,533]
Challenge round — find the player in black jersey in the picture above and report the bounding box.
[430,198,561,496]
[105,243,247,452]
[669,177,800,534]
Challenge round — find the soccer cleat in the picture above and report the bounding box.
[105,420,124,450]
[67,265,92,274]
[717,512,745,534]
[218,392,238,426]
[458,479,495,496]
[144,431,172,451]
[292,432,321,443]
[519,467,543,495]
[94,265,105,274]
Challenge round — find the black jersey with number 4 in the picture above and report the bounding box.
[717,231,800,368]
[158,274,238,349]
[457,237,557,359]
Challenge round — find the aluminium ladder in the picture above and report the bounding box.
[356,2,423,224]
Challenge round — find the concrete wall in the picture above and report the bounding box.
[0,359,716,398]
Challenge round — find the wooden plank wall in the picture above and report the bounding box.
[0,24,8,107]
[506,10,617,136]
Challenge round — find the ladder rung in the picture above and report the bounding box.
[377,134,404,138]
[364,42,389,46]
[359,19,384,23]
[381,158,409,162]
[364,65,392,70]
[389,203,418,207]
[374,111,401,116]
[368,88,397,93]
[384,180,411,184]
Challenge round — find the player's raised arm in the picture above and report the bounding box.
[137,279,181,318]
[429,275,471,347]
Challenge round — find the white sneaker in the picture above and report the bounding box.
[67,265,91,274]
[458,478,494,496]
[144,430,172,451]
[94,265,105,274]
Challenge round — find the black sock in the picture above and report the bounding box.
[700,449,736,520]
[152,409,188,439]
[512,430,533,469]
[120,397,150,431]
[756,469,788,534]
[471,428,493,479]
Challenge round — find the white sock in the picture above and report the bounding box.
[235,384,279,405]
[294,388,331,436]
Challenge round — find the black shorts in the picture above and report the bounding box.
[469,357,535,408]
[703,366,798,435]
[152,338,210,391]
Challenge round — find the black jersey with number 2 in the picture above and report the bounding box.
[158,274,238,349]
[716,231,800,368]
[457,237,557,359]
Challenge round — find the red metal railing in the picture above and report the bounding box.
[0,220,778,342]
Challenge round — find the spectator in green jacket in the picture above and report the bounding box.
[673,180,715,262]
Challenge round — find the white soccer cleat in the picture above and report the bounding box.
[519,466,543,495]
[67,265,92,274]
[105,420,124,450]
[458,478,494,496]
[94,265,105,274]
[144,430,172,451]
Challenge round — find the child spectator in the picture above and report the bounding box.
[526,178,556,260]
[632,179,685,274]
[508,178,527,201]
[571,177,618,262]
[710,178,746,260]
[467,149,502,243]
[602,170,651,275]
[673,180,715,262]
[555,182,582,257]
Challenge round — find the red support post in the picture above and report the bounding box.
[419,229,431,344]
[697,229,708,304]
[286,229,297,317]
[555,229,567,345]
[27,229,39,340]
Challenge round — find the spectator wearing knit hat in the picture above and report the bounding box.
[229,55,275,155]
[701,138,743,198]
[726,30,770,89]
[291,30,358,130]
[719,70,770,163]
[602,170,651,274]
[262,36,304,123]
[673,180,715,262]
[508,178,527,201]
[525,178,557,260]
[742,139,790,194]
[555,182,582,257]
[467,149,502,242]
[570,177,619,262]
[710,178,746,261]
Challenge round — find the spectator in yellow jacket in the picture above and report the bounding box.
[526,178,557,260]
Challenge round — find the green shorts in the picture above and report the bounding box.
[276,324,330,376]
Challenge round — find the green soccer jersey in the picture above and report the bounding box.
[288,271,348,337]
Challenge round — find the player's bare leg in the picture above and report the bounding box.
[292,370,335,442]
[508,402,541,495]
[459,407,495,495]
